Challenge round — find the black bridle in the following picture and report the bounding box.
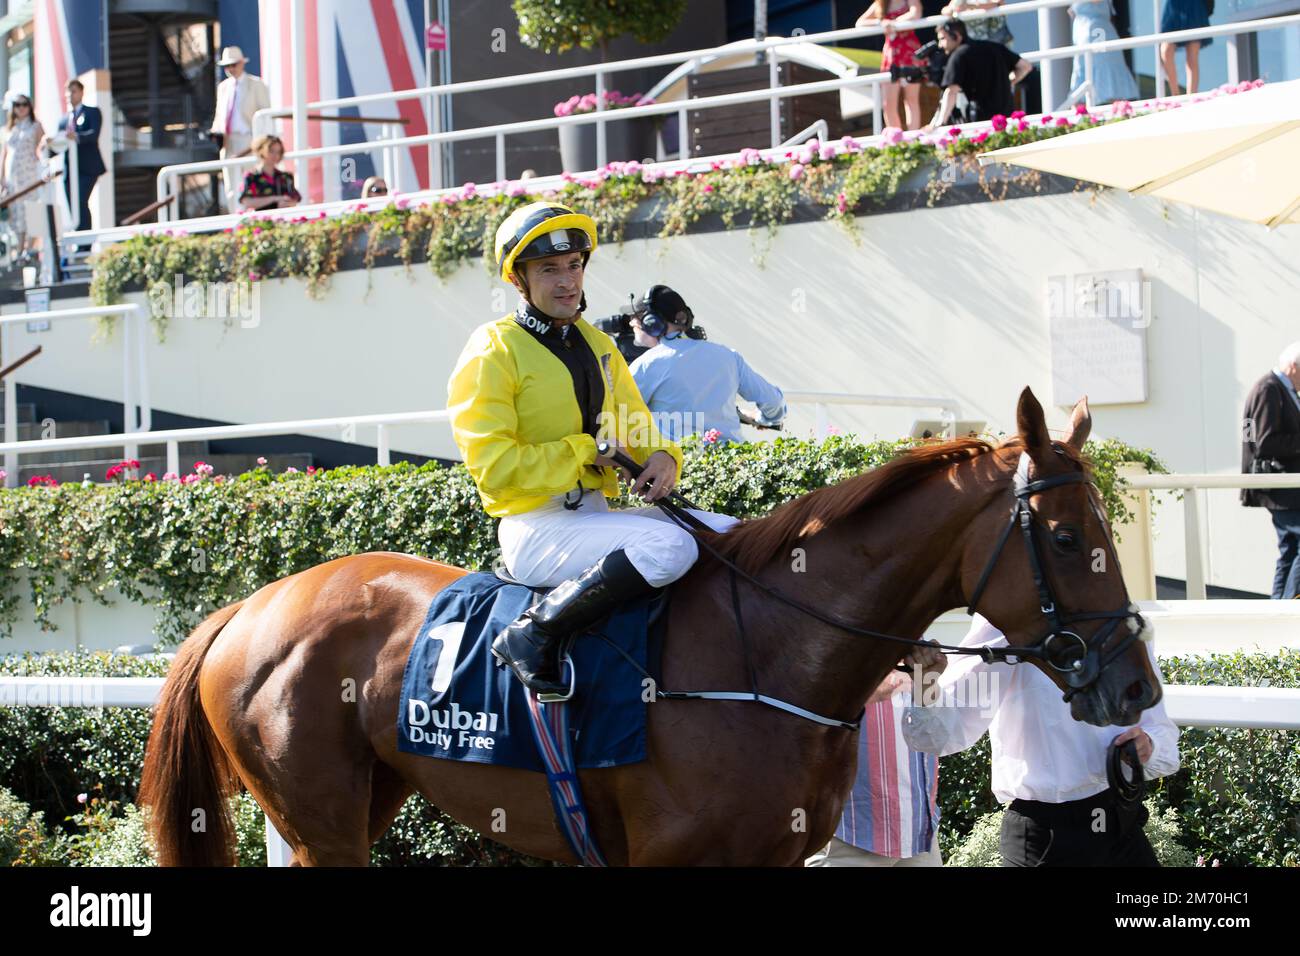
[964,451,1148,702]
[596,442,1148,723]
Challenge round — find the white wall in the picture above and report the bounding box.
[6,186,1297,596]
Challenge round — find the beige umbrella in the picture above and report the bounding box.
[978,80,1300,228]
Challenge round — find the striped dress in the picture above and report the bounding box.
[833,690,940,858]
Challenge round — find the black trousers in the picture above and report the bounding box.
[64,171,100,231]
[1000,789,1160,867]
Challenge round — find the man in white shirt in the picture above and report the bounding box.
[903,613,1180,866]
[628,285,785,443]
[210,46,271,213]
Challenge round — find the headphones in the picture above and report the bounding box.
[638,285,693,340]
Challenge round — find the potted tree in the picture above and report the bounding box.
[514,0,686,171]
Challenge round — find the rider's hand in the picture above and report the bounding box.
[1111,727,1153,764]
[631,451,678,502]
[594,440,633,482]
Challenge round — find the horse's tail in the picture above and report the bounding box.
[138,600,245,866]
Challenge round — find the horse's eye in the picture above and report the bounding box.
[1053,530,1079,552]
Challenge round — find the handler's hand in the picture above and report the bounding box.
[1111,727,1153,764]
[631,450,678,502]
[904,640,947,707]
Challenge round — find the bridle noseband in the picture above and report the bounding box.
[965,451,1148,702]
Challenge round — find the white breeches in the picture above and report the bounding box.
[498,491,739,588]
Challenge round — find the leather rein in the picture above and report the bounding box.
[597,443,1147,730]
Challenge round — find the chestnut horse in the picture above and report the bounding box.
[139,389,1161,866]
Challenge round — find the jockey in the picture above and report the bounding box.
[447,202,738,697]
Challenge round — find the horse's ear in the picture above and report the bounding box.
[1016,387,1052,461]
[1064,396,1092,452]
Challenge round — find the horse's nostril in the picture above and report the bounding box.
[1125,679,1148,702]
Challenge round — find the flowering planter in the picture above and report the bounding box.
[558,118,655,173]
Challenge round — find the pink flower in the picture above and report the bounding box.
[1041,115,1054,125]
[948,127,961,137]
[882,126,904,146]
[827,425,841,435]
[256,457,268,466]
[702,429,722,445]
[796,145,815,165]
[1016,120,1029,132]
[788,163,804,180]
[1110,100,1134,117]
[990,114,1008,132]
[739,147,763,165]
[306,465,317,475]
[105,465,123,481]
[143,472,157,482]
[0,470,6,481]
[77,793,88,805]
[701,184,714,193]
[286,466,299,474]
[578,93,598,112]
[971,131,990,144]
[181,473,200,484]
[840,135,859,152]
[1074,102,1089,115]
[162,472,179,482]
[1011,110,1026,120]
[461,182,477,198]
[1055,117,1070,126]
[836,192,848,214]
[818,144,836,161]
[506,181,526,198]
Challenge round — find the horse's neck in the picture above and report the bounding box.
[742,459,1002,721]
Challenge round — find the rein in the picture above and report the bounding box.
[597,442,1145,730]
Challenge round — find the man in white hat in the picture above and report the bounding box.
[210,46,271,212]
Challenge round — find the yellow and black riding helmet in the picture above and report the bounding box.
[494,201,599,284]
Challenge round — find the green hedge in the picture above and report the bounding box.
[3,649,1294,866]
[0,435,1162,644]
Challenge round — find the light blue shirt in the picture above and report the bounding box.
[629,334,785,443]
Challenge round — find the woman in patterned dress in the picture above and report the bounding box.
[858,0,924,131]
[1,95,46,254]
[239,134,301,211]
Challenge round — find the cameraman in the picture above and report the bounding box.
[628,285,786,444]
[1242,342,1300,599]
[923,18,1033,129]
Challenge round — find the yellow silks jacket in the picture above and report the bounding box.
[447,315,684,518]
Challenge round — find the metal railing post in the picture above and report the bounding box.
[815,403,829,436]
[135,309,152,432]
[769,55,781,148]
[1183,486,1206,599]
[121,312,139,465]
[496,131,506,183]
[3,323,15,487]
[1154,0,1165,99]
[1226,33,1240,84]
[872,82,882,135]
[678,104,689,161]
[1083,48,1096,108]
[377,424,390,466]
[166,440,179,477]
[595,71,607,169]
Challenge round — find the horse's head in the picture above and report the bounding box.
[963,387,1161,727]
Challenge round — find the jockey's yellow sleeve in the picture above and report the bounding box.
[447,315,683,517]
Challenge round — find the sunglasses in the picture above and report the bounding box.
[13,101,30,108]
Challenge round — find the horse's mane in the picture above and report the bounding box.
[697,435,1086,575]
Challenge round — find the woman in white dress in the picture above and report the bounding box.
[1068,1,1139,104]
[1,95,45,255]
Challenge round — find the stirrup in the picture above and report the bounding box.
[535,652,577,704]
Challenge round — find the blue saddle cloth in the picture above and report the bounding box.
[396,572,663,773]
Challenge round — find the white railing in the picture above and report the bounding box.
[1,304,151,488]
[149,0,1078,219]
[0,663,1294,869]
[155,11,1297,219]
[1124,472,1300,600]
[0,392,951,480]
[784,391,961,436]
[0,409,450,483]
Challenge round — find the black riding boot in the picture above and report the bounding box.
[492,549,654,697]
